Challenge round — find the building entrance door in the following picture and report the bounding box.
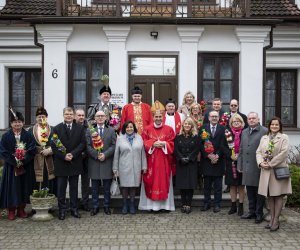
[129,56,178,106]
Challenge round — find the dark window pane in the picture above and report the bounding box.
[12,72,25,107]
[73,59,86,79]
[31,72,42,107]
[265,89,276,106]
[220,80,232,103]
[73,81,86,103]
[91,80,103,103]
[92,59,104,80]
[203,59,215,79]
[266,72,276,90]
[203,80,214,101]
[220,59,232,79]
[281,72,295,90]
[281,106,294,125]
[265,107,275,124]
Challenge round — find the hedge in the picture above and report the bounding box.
[286,165,300,207]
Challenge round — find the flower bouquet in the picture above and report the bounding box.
[14,141,26,176]
[40,118,49,148]
[263,139,274,162]
[89,126,104,152]
[109,107,120,130]
[219,112,230,126]
[199,100,207,114]
[51,133,66,154]
[225,129,238,179]
[200,129,215,154]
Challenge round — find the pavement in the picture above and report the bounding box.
[0,204,299,250]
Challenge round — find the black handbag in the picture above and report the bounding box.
[274,167,290,180]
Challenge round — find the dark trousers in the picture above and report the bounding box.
[80,159,90,206]
[180,189,194,206]
[246,185,265,216]
[57,175,79,212]
[203,176,223,207]
[91,179,112,209]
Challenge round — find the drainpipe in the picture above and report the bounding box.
[33,25,45,105]
[262,26,274,123]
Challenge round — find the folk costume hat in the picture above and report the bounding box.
[36,106,48,117]
[165,98,176,106]
[99,75,112,95]
[131,86,143,95]
[9,107,24,123]
[151,100,165,115]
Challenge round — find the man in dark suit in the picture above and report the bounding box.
[86,110,116,216]
[203,98,225,124]
[199,111,230,213]
[51,107,86,220]
[228,99,248,128]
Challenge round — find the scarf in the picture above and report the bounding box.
[231,127,243,154]
[126,133,135,146]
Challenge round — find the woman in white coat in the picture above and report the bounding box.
[113,121,147,214]
[256,117,292,232]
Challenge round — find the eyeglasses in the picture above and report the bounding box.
[95,115,106,118]
[210,116,219,118]
[230,104,238,107]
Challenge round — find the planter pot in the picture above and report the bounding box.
[30,194,57,221]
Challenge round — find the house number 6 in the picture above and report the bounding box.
[52,69,58,79]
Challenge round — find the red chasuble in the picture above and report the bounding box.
[162,112,182,134]
[141,124,175,201]
[121,103,153,135]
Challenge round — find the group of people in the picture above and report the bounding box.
[0,83,292,232]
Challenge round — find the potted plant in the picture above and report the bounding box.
[30,188,56,221]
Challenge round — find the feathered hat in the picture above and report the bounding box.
[99,75,111,95]
[9,107,24,123]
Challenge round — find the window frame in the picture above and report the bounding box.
[68,52,109,111]
[264,69,297,128]
[197,53,239,107]
[9,68,43,126]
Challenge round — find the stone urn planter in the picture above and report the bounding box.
[30,194,56,221]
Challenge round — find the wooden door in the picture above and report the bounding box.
[129,76,178,106]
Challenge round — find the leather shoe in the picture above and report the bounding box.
[70,210,81,218]
[58,212,65,220]
[90,208,99,216]
[241,212,256,219]
[213,206,221,213]
[104,207,111,215]
[80,204,90,212]
[201,204,211,211]
[255,215,264,224]
[264,224,271,229]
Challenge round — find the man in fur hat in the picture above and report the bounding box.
[121,86,152,135]
[87,75,121,131]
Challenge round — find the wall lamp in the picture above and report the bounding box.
[150,31,158,39]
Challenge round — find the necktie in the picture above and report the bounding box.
[99,127,103,137]
[67,124,71,130]
[250,128,253,135]
[211,126,216,137]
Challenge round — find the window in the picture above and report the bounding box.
[265,69,297,127]
[198,53,239,110]
[9,69,42,125]
[68,53,109,111]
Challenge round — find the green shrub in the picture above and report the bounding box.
[286,165,300,207]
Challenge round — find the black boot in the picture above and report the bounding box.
[129,197,136,214]
[122,199,128,215]
[228,202,237,215]
[237,203,244,216]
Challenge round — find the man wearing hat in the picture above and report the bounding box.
[0,109,36,220]
[121,86,152,135]
[87,77,121,130]
[138,101,176,212]
[28,107,56,195]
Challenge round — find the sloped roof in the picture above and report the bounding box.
[0,0,56,15]
[0,0,300,17]
[250,0,300,16]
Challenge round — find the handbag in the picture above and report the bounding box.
[274,167,290,180]
[110,176,120,196]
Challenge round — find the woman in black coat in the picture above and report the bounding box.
[0,111,36,220]
[175,117,200,214]
[225,113,245,216]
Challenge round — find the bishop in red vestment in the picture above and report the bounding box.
[139,101,176,211]
[121,87,152,135]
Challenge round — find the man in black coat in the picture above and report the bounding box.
[199,111,230,213]
[51,107,86,220]
[203,98,225,124]
[228,99,248,128]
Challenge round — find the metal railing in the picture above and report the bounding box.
[61,0,250,18]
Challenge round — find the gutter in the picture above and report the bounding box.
[262,26,274,123]
[33,25,45,106]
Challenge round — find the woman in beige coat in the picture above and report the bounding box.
[256,117,292,232]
